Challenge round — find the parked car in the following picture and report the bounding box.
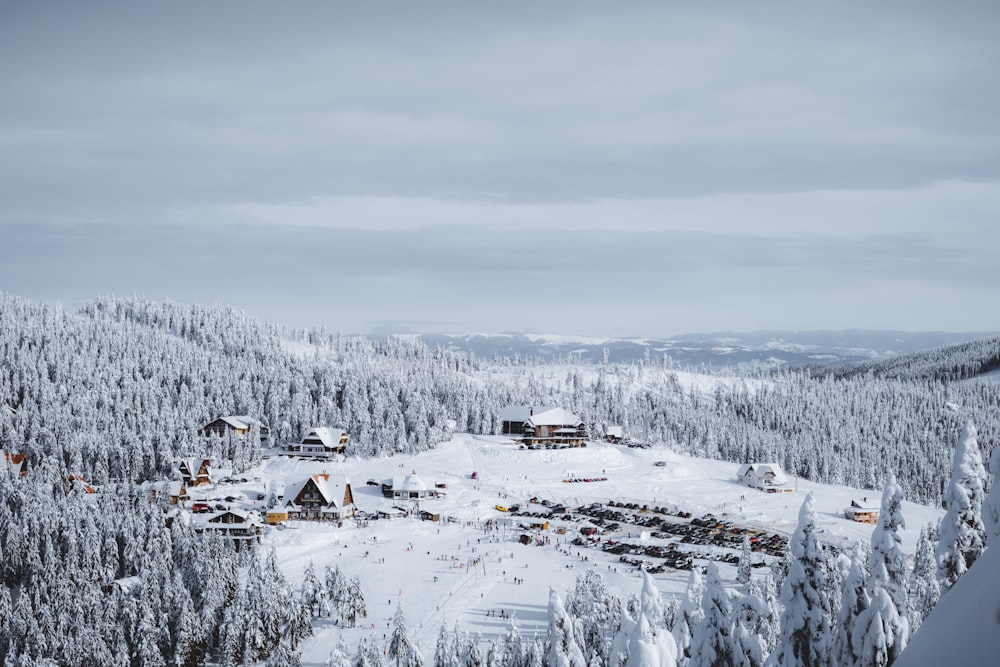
[191,503,211,513]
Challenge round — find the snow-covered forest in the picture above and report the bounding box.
[0,293,998,665]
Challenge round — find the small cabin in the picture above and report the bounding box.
[174,458,214,487]
[605,425,625,444]
[845,499,879,524]
[1,450,27,477]
[197,510,262,542]
[200,415,269,444]
[266,509,289,525]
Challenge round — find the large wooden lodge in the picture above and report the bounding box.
[501,406,588,448]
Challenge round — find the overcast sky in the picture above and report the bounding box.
[2,1,999,337]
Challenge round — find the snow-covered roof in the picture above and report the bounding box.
[847,499,879,511]
[1,450,26,474]
[400,471,427,493]
[499,405,558,421]
[219,415,263,430]
[301,426,348,447]
[606,426,624,438]
[283,473,352,509]
[737,462,789,484]
[526,407,583,427]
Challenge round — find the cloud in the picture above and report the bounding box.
[2,2,999,335]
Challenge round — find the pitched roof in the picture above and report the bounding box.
[737,462,789,485]
[1,450,26,475]
[283,473,352,509]
[219,415,263,430]
[526,407,583,427]
[499,405,559,421]
[301,426,348,447]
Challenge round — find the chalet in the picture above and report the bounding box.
[174,458,214,487]
[737,463,792,493]
[167,480,188,505]
[283,473,356,520]
[500,405,557,435]
[845,499,879,524]
[196,509,262,542]
[290,427,349,457]
[199,415,269,444]
[67,474,97,494]
[605,425,625,444]
[381,471,434,500]
[519,407,587,448]
[1,450,27,477]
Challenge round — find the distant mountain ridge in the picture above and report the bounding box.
[399,330,999,369]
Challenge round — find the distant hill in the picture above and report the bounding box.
[400,330,999,370]
[810,335,1000,382]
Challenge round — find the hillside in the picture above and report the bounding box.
[810,335,1000,382]
[0,293,997,665]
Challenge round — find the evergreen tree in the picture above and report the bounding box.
[771,493,830,667]
[865,473,909,657]
[389,606,413,667]
[850,582,903,667]
[736,536,753,585]
[672,567,704,666]
[328,636,354,667]
[831,542,870,667]
[547,588,587,667]
[936,420,987,591]
[909,523,940,629]
[689,563,734,667]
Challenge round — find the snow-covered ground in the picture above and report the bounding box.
[202,435,943,666]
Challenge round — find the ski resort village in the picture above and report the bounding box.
[1,298,1000,667]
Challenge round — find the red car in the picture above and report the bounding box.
[191,503,211,513]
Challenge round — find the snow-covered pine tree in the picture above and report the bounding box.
[389,605,413,667]
[908,522,940,629]
[866,473,910,656]
[435,625,458,667]
[831,542,870,667]
[749,575,780,658]
[731,587,768,667]
[770,493,830,667]
[328,636,354,667]
[850,577,903,667]
[672,567,704,666]
[689,562,735,667]
[547,588,587,667]
[936,420,987,591]
[640,570,666,629]
[566,569,621,666]
[302,560,325,617]
[736,536,753,585]
[503,616,526,667]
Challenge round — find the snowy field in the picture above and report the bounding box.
[201,435,943,666]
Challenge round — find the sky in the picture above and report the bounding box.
[2,1,999,338]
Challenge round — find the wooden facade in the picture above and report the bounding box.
[199,415,269,444]
[283,473,356,520]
